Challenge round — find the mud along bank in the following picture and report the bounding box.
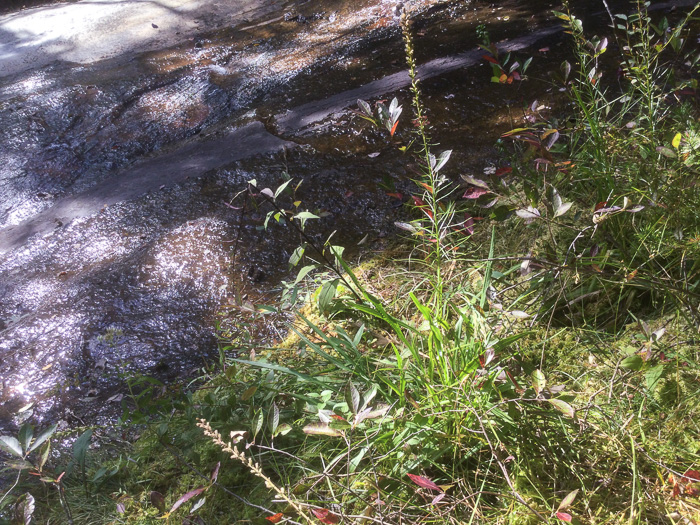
[0,0,592,432]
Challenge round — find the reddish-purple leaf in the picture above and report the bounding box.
[169,487,206,514]
[556,511,572,522]
[463,187,489,199]
[407,473,443,492]
[311,508,340,524]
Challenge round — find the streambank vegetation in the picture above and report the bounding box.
[1,2,699,524]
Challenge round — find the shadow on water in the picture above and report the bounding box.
[2,0,686,431]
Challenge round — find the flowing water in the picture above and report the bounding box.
[0,0,582,431]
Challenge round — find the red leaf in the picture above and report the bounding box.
[412,196,426,207]
[463,187,489,199]
[330,414,346,421]
[556,512,572,522]
[684,470,700,482]
[386,192,403,200]
[495,167,512,176]
[311,508,340,524]
[407,473,443,492]
[594,201,608,211]
[266,513,284,523]
[482,54,499,64]
[390,119,400,137]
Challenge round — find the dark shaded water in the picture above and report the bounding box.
[0,0,592,431]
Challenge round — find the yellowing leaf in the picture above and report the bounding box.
[672,132,682,149]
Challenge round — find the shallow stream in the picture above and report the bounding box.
[0,0,597,431]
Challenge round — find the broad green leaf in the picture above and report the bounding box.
[621,355,643,371]
[295,264,316,284]
[274,179,292,199]
[289,245,305,267]
[18,424,33,455]
[349,446,369,473]
[73,429,93,467]
[547,399,575,418]
[645,364,665,391]
[531,370,546,396]
[28,424,57,453]
[274,423,292,437]
[318,279,339,314]
[656,146,676,158]
[5,459,34,470]
[0,435,23,457]
[38,440,51,471]
[241,385,257,401]
[253,410,264,440]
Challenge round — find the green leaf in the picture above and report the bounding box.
[318,279,339,314]
[656,146,676,158]
[295,264,317,284]
[621,355,643,371]
[645,364,665,391]
[274,423,292,437]
[18,424,33,455]
[531,370,546,396]
[289,245,306,268]
[557,489,579,511]
[241,385,257,401]
[547,399,575,418]
[345,383,360,414]
[0,435,23,457]
[72,429,93,467]
[38,441,51,471]
[349,446,369,473]
[253,410,264,440]
[269,402,280,435]
[28,424,57,453]
[274,179,293,199]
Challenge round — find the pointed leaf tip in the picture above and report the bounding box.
[407,473,443,492]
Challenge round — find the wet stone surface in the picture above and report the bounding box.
[0,0,578,430]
